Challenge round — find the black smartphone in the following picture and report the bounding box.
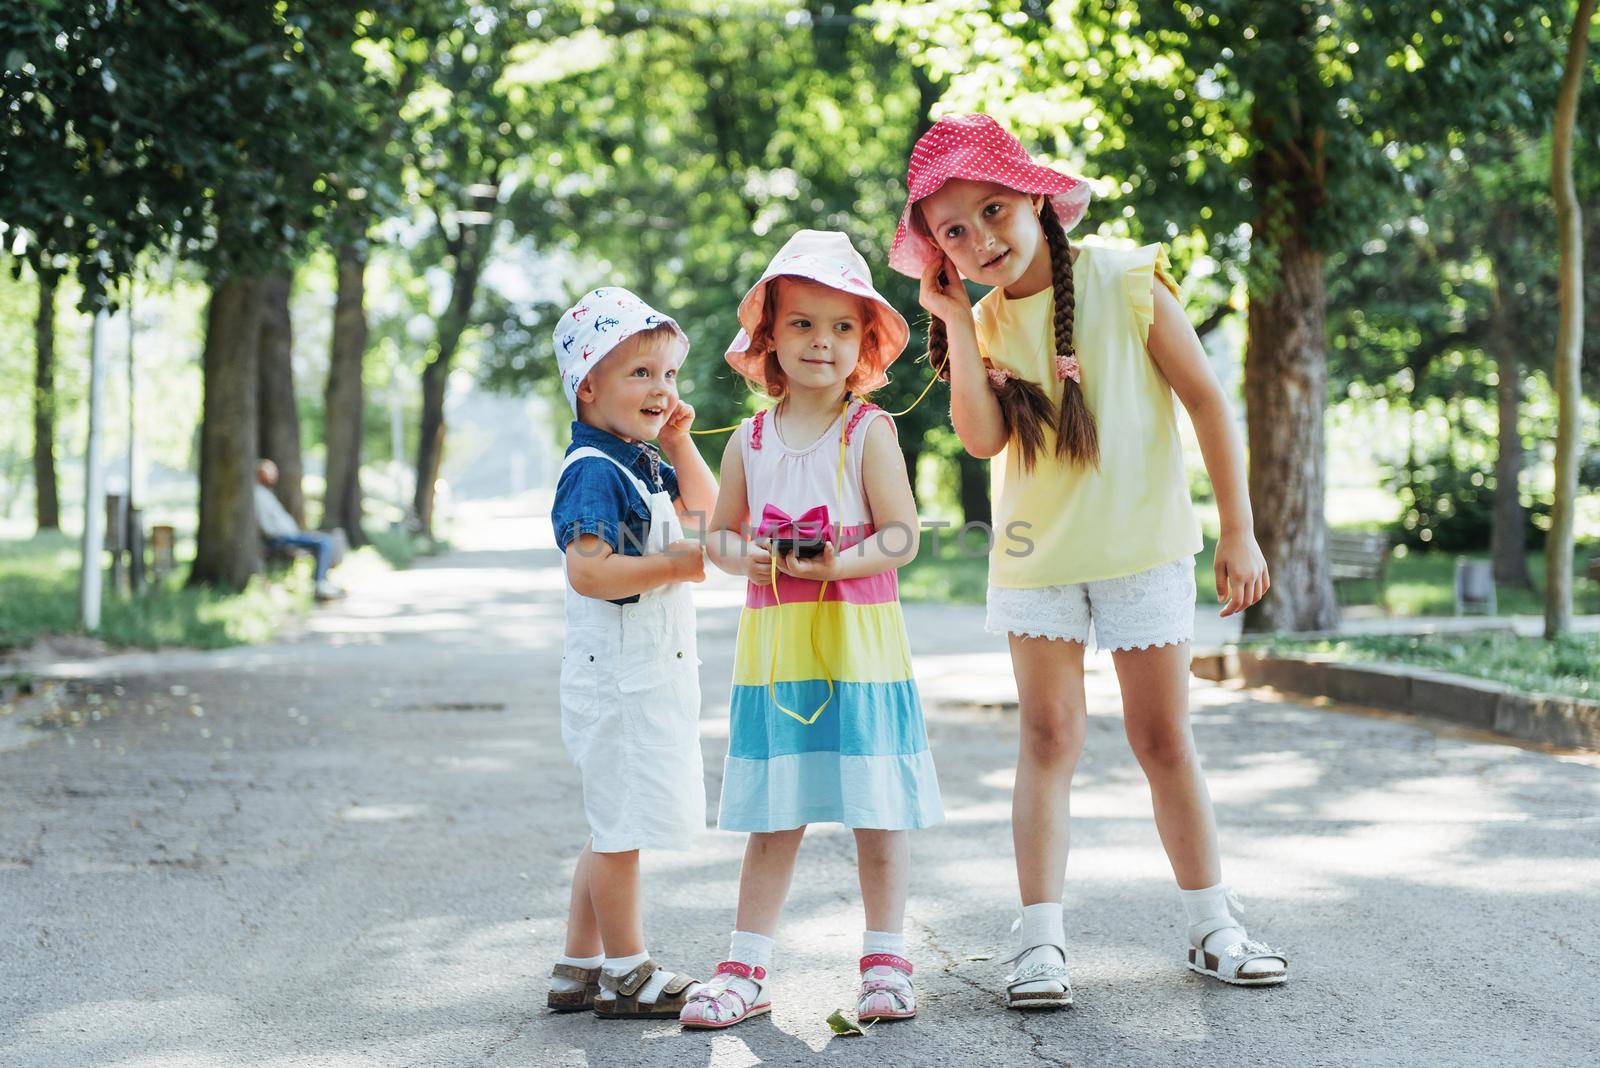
[770,536,827,559]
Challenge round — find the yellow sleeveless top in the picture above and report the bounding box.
[973,241,1203,588]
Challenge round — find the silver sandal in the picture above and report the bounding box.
[1186,909,1288,987]
[1002,944,1074,1010]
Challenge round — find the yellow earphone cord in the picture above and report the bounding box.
[765,397,852,726]
[692,349,952,726]
[688,349,950,437]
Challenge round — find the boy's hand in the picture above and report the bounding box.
[666,539,706,583]
[659,399,695,446]
[746,538,775,587]
[1214,531,1269,618]
[777,541,839,582]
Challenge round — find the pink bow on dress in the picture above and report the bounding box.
[756,504,833,541]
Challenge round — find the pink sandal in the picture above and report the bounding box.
[678,961,771,1030]
[857,953,916,1022]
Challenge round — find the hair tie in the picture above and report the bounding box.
[986,365,1018,390]
[1055,354,1081,385]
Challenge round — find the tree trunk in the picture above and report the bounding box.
[413,218,491,537]
[33,272,60,532]
[322,243,369,546]
[414,356,450,535]
[957,451,991,527]
[1241,238,1339,633]
[1240,86,1340,635]
[1545,0,1595,639]
[899,440,922,502]
[256,271,305,527]
[190,275,265,590]
[1488,239,1530,588]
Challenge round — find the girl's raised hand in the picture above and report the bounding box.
[747,537,775,587]
[918,253,973,326]
[1214,531,1270,618]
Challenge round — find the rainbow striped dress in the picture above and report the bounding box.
[718,400,944,832]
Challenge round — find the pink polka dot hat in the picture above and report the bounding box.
[889,113,1092,278]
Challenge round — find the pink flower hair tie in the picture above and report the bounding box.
[1055,353,1082,384]
[986,365,1017,389]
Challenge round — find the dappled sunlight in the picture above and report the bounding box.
[434,755,517,774]
[938,798,1014,824]
[345,916,533,1010]
[1203,752,1323,804]
[977,766,1017,792]
[336,802,429,822]
[7,513,1598,1067]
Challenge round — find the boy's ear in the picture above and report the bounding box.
[575,374,599,405]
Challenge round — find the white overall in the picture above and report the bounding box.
[558,447,705,853]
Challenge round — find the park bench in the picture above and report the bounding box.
[1327,532,1391,611]
[263,538,313,573]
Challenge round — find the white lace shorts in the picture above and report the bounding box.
[985,555,1197,651]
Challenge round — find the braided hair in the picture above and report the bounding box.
[922,201,1098,470]
[1040,202,1099,467]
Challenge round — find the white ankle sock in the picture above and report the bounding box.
[551,952,603,993]
[723,930,774,1007]
[1018,902,1065,951]
[862,929,906,958]
[1011,902,1067,994]
[1179,883,1278,976]
[862,929,907,985]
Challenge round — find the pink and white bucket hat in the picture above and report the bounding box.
[889,114,1093,278]
[552,286,688,413]
[726,229,910,393]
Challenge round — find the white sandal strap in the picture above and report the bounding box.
[1196,938,1287,975]
[1005,957,1072,987]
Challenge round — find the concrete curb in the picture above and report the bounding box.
[1193,647,1600,751]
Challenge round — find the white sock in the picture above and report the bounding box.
[862,929,907,983]
[551,952,603,993]
[723,930,774,1008]
[1179,883,1278,976]
[1012,902,1067,994]
[862,929,906,957]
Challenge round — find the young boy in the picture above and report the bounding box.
[544,286,717,1018]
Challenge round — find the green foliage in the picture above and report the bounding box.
[496,2,950,467]
[1265,630,1600,700]
[0,532,300,650]
[1387,444,1550,552]
[875,1,1560,275]
[1,2,384,304]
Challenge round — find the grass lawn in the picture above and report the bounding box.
[1262,631,1600,701]
[0,528,430,654]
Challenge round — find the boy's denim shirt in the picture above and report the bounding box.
[551,421,681,606]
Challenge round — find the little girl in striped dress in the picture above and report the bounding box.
[679,230,944,1030]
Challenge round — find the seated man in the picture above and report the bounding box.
[254,460,344,602]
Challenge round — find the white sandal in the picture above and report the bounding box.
[678,961,771,1030]
[1002,943,1073,1010]
[857,953,916,1022]
[1186,914,1288,987]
